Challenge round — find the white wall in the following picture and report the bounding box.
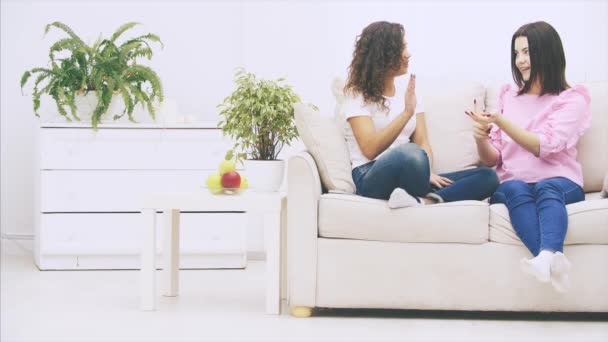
[2,0,607,240]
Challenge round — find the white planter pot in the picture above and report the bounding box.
[74,92,99,121]
[108,96,158,124]
[40,91,160,124]
[38,92,101,123]
[243,159,285,192]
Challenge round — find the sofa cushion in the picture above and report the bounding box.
[294,102,356,194]
[489,194,608,246]
[577,81,608,192]
[318,193,489,244]
[420,81,486,174]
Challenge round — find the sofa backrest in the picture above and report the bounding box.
[420,82,486,174]
[576,81,608,192]
[300,78,607,193]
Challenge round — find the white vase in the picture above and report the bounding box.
[40,91,160,124]
[243,159,285,192]
[73,91,99,122]
[76,92,158,124]
[73,91,113,123]
[108,96,158,124]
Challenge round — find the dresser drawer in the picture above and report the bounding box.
[40,128,233,170]
[40,170,248,212]
[39,212,246,255]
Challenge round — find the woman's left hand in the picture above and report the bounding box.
[465,110,500,124]
[430,173,453,189]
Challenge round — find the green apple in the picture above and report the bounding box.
[240,175,248,191]
[219,159,236,176]
[206,173,223,194]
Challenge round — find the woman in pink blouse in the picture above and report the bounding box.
[466,21,591,292]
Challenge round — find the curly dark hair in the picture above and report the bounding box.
[344,21,405,111]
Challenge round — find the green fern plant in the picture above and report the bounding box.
[20,21,164,128]
[89,22,164,127]
[20,22,92,121]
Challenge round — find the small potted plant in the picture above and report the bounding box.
[20,21,164,129]
[218,68,313,191]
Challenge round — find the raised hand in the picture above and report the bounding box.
[404,74,417,115]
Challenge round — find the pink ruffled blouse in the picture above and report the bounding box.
[489,84,592,187]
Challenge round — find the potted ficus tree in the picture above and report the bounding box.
[20,21,163,129]
[218,68,314,191]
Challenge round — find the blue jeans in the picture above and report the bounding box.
[490,177,585,256]
[352,143,499,202]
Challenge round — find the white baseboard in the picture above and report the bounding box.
[1,233,34,240]
[36,253,248,270]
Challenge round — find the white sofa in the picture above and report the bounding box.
[286,80,608,315]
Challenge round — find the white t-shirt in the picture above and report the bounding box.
[339,75,425,169]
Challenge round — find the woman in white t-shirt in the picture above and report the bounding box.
[342,21,499,208]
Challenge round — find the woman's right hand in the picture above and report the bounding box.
[465,110,492,141]
[404,74,417,115]
[473,121,491,140]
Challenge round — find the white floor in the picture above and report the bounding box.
[1,239,607,342]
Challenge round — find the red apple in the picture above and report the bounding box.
[221,171,241,188]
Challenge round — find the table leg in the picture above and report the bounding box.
[141,208,157,311]
[264,211,281,314]
[162,208,180,297]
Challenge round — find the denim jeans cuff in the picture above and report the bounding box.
[426,193,444,203]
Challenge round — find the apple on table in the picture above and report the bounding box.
[221,171,241,189]
[205,152,248,194]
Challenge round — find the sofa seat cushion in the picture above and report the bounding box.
[318,194,489,244]
[489,193,608,246]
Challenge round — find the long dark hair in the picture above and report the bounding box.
[511,21,569,95]
[344,21,405,111]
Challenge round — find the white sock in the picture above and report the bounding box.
[388,188,420,209]
[520,250,554,283]
[550,252,572,293]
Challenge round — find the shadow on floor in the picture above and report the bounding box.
[313,308,608,321]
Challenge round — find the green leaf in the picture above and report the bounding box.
[110,22,140,42]
[20,71,32,90]
[44,22,85,46]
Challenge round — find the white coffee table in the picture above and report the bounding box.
[140,190,283,314]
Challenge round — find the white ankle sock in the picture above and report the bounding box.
[550,252,572,293]
[388,188,420,209]
[520,250,554,283]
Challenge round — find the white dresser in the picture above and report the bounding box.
[34,123,247,270]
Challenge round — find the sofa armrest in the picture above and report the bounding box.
[286,151,322,307]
